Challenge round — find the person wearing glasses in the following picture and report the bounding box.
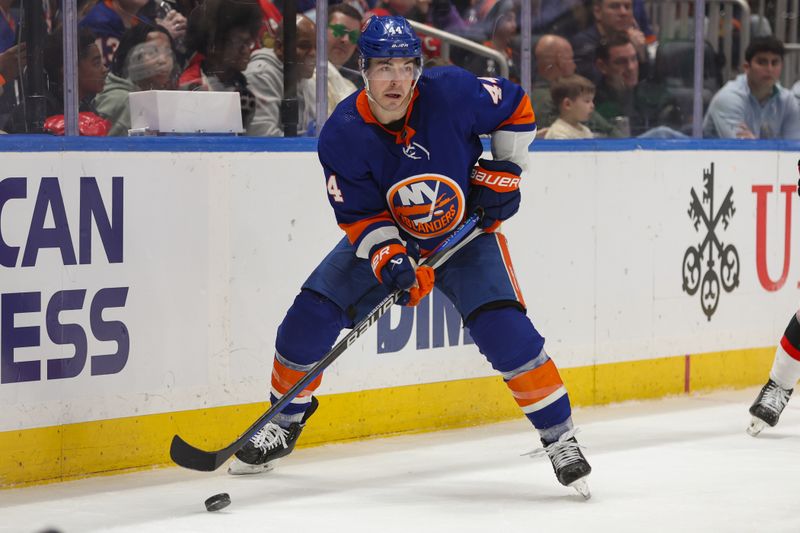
[179,0,261,130]
[79,0,187,69]
[228,15,593,499]
[307,3,362,118]
[245,14,317,136]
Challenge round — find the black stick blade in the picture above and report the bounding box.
[170,435,228,472]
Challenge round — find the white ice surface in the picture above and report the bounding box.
[3,387,800,533]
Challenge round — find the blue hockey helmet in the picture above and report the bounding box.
[358,16,422,62]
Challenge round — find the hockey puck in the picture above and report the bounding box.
[204,492,231,512]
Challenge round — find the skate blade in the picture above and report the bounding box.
[227,458,277,475]
[746,417,768,437]
[569,478,591,500]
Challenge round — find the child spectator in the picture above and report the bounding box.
[544,74,595,139]
[94,23,178,135]
[7,27,110,134]
[43,27,108,116]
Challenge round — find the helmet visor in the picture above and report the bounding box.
[364,59,422,82]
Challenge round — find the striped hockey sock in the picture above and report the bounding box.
[770,312,800,391]
[269,351,323,427]
[504,353,573,444]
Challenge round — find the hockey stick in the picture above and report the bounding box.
[170,211,484,471]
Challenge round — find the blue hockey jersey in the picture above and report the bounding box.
[317,66,536,260]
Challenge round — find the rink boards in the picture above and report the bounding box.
[1,137,798,486]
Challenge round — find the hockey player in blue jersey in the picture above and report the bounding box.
[228,15,592,497]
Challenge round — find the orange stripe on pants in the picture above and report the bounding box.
[505,359,563,408]
[496,233,526,308]
[271,358,323,398]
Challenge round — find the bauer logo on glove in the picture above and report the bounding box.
[470,167,521,192]
[369,241,435,306]
[467,158,522,232]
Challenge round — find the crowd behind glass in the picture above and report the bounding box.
[0,0,798,139]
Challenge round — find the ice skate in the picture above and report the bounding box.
[228,397,319,475]
[747,379,792,437]
[524,428,592,499]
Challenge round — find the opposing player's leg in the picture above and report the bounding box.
[229,238,383,474]
[747,311,800,436]
[436,232,591,497]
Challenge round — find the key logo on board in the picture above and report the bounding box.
[682,163,740,320]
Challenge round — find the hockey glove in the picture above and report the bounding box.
[370,243,435,307]
[467,158,522,232]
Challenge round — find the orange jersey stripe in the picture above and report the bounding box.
[271,359,323,397]
[339,211,394,244]
[356,89,419,145]
[496,233,525,308]
[496,94,536,129]
[506,359,564,407]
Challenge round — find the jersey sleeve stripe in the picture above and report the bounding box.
[339,211,395,244]
[357,225,403,259]
[496,94,536,130]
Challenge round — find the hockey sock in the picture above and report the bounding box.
[466,306,572,443]
[770,311,800,390]
[270,290,348,425]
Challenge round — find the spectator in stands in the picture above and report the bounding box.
[94,24,178,135]
[594,34,683,137]
[544,74,595,139]
[704,37,800,140]
[180,0,261,130]
[246,15,317,136]
[310,4,360,117]
[571,0,649,84]
[44,28,108,114]
[1,0,17,53]
[530,34,618,137]
[463,0,519,82]
[6,27,109,134]
[80,0,187,68]
[530,35,574,126]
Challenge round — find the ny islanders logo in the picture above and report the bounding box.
[387,174,465,239]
